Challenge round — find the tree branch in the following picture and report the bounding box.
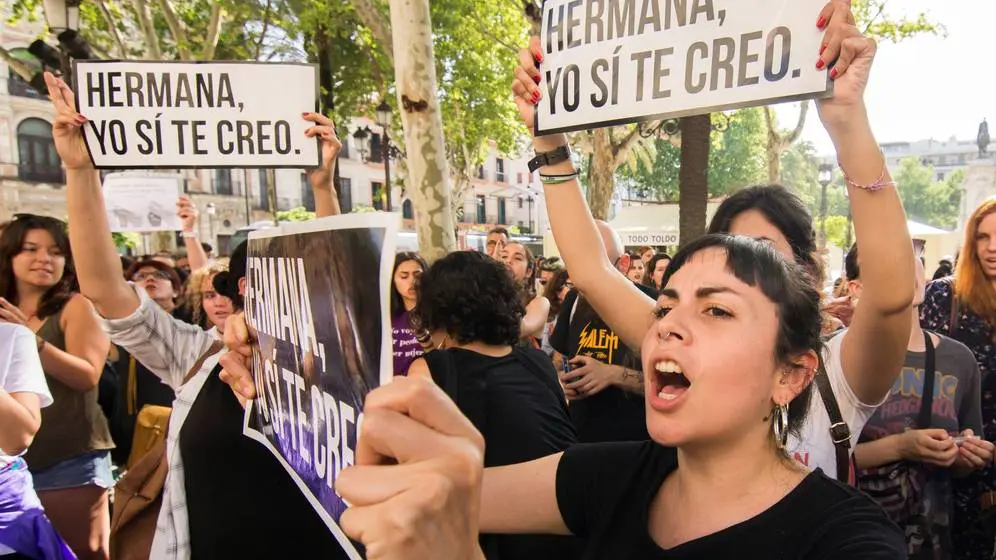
[350,0,394,66]
[0,46,35,82]
[862,0,888,35]
[94,0,128,58]
[134,0,163,59]
[612,124,648,168]
[158,0,192,60]
[201,1,225,60]
[253,0,273,61]
[783,101,809,146]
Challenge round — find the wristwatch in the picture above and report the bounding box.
[528,145,571,173]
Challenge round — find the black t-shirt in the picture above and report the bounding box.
[550,285,657,443]
[556,442,907,559]
[180,364,350,559]
[425,347,581,560]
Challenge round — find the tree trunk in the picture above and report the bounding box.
[763,101,809,184]
[389,0,456,262]
[588,128,615,220]
[678,115,711,248]
[766,145,781,186]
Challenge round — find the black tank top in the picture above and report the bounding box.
[179,364,351,559]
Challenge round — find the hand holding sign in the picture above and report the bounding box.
[303,112,342,191]
[176,195,199,233]
[43,72,92,170]
[336,377,486,560]
[813,1,878,136]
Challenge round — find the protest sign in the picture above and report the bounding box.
[536,0,831,134]
[72,60,320,169]
[101,172,182,232]
[242,213,399,559]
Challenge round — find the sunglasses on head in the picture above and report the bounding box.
[133,270,171,282]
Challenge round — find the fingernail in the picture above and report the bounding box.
[532,90,540,102]
[533,74,540,84]
[816,16,826,28]
[830,67,839,79]
[534,52,543,64]
[819,44,827,55]
[75,114,87,123]
[816,59,825,70]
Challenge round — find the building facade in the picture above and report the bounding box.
[880,136,982,181]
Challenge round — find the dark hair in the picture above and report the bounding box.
[391,252,428,316]
[645,252,672,289]
[125,259,183,292]
[487,227,510,240]
[542,268,571,316]
[412,251,523,346]
[213,240,247,311]
[0,214,78,319]
[707,185,823,287]
[844,242,860,281]
[663,234,822,439]
[540,256,564,272]
[201,242,213,253]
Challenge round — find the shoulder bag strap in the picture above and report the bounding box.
[917,331,937,430]
[813,353,852,484]
[181,341,224,387]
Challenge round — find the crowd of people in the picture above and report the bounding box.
[2,2,996,559]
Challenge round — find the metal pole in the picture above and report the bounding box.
[266,168,278,225]
[243,171,251,226]
[383,132,393,212]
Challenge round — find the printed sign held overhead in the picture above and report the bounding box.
[536,0,831,134]
[243,213,399,559]
[101,173,183,233]
[73,60,320,169]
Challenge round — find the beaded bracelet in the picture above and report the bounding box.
[539,172,578,185]
[838,161,896,192]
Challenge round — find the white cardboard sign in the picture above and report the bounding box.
[536,0,831,134]
[101,173,183,233]
[73,60,320,169]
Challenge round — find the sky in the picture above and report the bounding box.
[773,0,996,156]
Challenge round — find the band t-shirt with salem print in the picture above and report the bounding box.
[551,286,657,443]
[857,334,982,559]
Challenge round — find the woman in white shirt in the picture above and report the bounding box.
[0,323,73,559]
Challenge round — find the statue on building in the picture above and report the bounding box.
[979,118,990,158]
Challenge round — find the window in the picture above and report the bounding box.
[17,118,62,183]
[257,169,269,210]
[476,195,486,223]
[402,199,414,219]
[496,158,506,183]
[339,135,351,159]
[338,177,353,213]
[937,172,946,181]
[7,48,45,100]
[477,165,486,180]
[517,196,524,209]
[301,174,316,211]
[372,181,384,211]
[517,172,524,184]
[497,198,507,224]
[369,133,383,163]
[216,235,232,256]
[214,169,233,195]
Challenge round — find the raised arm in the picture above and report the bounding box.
[37,295,108,391]
[511,40,656,351]
[44,73,139,320]
[480,454,569,535]
[521,295,550,339]
[815,5,914,405]
[177,196,210,271]
[0,326,45,456]
[304,112,343,218]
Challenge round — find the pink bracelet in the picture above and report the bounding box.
[838,161,896,192]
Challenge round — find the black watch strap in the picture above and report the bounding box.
[528,145,571,173]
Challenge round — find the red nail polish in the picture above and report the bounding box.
[830,68,839,79]
[535,52,544,63]
[816,59,825,70]
[816,16,826,28]
[532,90,540,102]
[533,74,540,84]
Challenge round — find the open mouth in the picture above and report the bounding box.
[655,360,691,401]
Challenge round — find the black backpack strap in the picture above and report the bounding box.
[917,331,937,430]
[813,354,852,484]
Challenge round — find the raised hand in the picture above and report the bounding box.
[43,72,92,170]
[219,312,257,402]
[176,196,199,233]
[303,112,342,189]
[337,377,485,560]
[814,0,877,133]
[511,37,566,152]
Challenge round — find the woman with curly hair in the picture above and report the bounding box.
[406,250,579,559]
[0,214,112,559]
[181,261,235,334]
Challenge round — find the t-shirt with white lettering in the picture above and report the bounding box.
[0,324,53,556]
[786,330,886,481]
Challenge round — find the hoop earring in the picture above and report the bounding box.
[772,403,790,450]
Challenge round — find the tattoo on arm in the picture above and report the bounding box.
[621,367,644,394]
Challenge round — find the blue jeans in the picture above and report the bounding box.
[30,451,114,492]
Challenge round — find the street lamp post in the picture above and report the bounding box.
[375,100,394,212]
[205,202,217,247]
[527,194,535,233]
[817,163,834,250]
